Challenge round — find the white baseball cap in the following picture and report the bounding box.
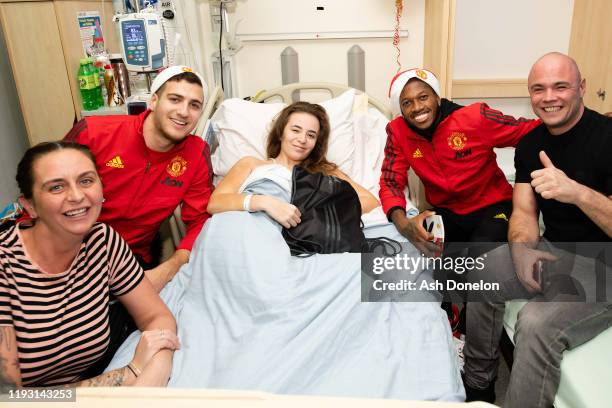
[388,68,440,116]
[150,65,208,100]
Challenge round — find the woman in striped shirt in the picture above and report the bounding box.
[0,141,179,388]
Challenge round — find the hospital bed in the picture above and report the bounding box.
[126,82,465,402]
[503,301,612,408]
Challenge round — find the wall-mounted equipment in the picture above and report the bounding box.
[115,12,166,72]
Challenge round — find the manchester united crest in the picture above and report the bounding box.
[415,69,428,80]
[167,156,187,177]
[447,132,468,151]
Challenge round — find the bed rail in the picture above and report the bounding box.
[252,82,392,120]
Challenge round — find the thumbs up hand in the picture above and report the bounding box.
[538,150,555,169]
[530,151,581,204]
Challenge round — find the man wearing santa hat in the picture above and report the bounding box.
[380,68,540,256]
[380,68,541,401]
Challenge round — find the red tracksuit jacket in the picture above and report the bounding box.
[65,110,213,263]
[379,103,540,217]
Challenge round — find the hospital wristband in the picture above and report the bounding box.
[243,194,255,212]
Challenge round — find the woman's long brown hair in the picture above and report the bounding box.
[266,101,337,175]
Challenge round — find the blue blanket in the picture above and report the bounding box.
[108,178,464,401]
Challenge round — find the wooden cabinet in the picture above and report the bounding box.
[569,0,612,113]
[0,0,118,146]
[0,0,74,146]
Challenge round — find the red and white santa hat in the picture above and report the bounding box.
[388,68,440,116]
[150,65,208,100]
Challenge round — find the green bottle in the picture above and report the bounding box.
[87,58,104,108]
[78,59,97,110]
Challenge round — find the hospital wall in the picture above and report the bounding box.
[198,0,574,107]
[454,0,574,172]
[197,0,425,103]
[453,0,574,118]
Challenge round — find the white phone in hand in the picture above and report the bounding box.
[425,214,445,244]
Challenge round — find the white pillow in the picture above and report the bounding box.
[319,89,356,177]
[351,106,387,195]
[210,90,356,178]
[210,99,286,177]
[353,105,420,226]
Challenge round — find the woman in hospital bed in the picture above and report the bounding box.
[207,101,379,222]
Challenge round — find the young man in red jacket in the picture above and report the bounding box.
[64,65,213,373]
[380,68,540,254]
[379,69,540,367]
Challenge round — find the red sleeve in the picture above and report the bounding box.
[177,142,214,252]
[478,104,541,148]
[63,119,90,144]
[379,123,410,219]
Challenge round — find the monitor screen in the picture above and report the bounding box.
[123,21,145,44]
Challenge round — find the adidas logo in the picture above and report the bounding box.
[106,156,125,169]
[413,148,423,158]
[494,213,508,222]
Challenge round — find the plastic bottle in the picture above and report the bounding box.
[78,58,97,110]
[87,58,104,108]
[103,64,117,106]
[110,55,130,105]
[91,33,108,107]
[98,64,108,107]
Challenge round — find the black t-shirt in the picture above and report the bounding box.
[515,107,612,242]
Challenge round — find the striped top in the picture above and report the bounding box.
[0,222,144,386]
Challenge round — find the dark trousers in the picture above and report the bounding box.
[434,201,512,326]
[435,200,512,255]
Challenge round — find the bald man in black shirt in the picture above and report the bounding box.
[462,52,612,406]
